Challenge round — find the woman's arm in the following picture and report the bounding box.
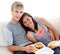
[38,18,59,40]
[26,31,38,42]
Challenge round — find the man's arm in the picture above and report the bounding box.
[7,45,34,53]
[7,45,24,51]
[3,27,34,53]
[37,18,59,40]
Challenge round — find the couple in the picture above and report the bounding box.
[4,1,60,54]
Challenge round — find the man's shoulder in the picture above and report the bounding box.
[6,22,16,31]
[7,22,16,28]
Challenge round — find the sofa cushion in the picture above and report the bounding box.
[0,22,8,46]
[0,22,13,54]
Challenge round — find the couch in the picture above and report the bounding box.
[0,18,60,54]
[0,22,13,54]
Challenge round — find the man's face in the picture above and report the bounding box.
[12,7,24,21]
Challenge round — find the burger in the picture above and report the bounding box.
[34,42,43,49]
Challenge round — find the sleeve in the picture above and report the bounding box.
[3,27,13,46]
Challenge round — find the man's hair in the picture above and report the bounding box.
[11,1,24,11]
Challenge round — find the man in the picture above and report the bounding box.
[3,1,34,54]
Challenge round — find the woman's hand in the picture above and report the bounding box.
[48,45,56,49]
[23,45,34,53]
[48,41,57,49]
[49,30,55,41]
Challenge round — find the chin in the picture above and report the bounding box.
[16,18,19,20]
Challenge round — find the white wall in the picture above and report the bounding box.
[0,0,60,21]
[0,0,60,33]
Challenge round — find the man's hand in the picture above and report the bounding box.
[23,45,34,53]
[49,30,55,41]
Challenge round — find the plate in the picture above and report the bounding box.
[30,42,45,52]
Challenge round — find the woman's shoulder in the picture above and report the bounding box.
[33,17,45,23]
[34,17,44,22]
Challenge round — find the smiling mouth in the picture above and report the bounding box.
[16,16,20,19]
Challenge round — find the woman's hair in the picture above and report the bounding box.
[11,1,24,11]
[19,13,38,33]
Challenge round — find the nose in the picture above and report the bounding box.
[26,22,30,26]
[26,22,29,26]
[18,13,22,18]
[18,13,22,16]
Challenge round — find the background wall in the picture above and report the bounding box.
[0,0,60,34]
[0,0,60,21]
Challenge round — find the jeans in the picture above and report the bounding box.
[53,47,60,54]
[14,51,35,54]
[14,51,27,54]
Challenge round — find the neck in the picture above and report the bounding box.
[11,17,18,24]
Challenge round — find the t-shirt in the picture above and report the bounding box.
[3,22,32,46]
[30,20,51,46]
[36,27,46,37]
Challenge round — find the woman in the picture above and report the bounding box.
[19,13,60,54]
[19,12,59,46]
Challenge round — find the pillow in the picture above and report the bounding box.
[0,22,13,54]
[0,47,13,54]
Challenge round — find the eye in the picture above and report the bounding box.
[20,11,23,14]
[27,18,29,21]
[15,11,19,13]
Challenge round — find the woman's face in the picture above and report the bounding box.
[12,7,24,21]
[23,16,34,28]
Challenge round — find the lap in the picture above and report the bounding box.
[13,51,35,54]
[13,47,60,54]
[14,51,27,54]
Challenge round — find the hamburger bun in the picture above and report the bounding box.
[34,42,43,49]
